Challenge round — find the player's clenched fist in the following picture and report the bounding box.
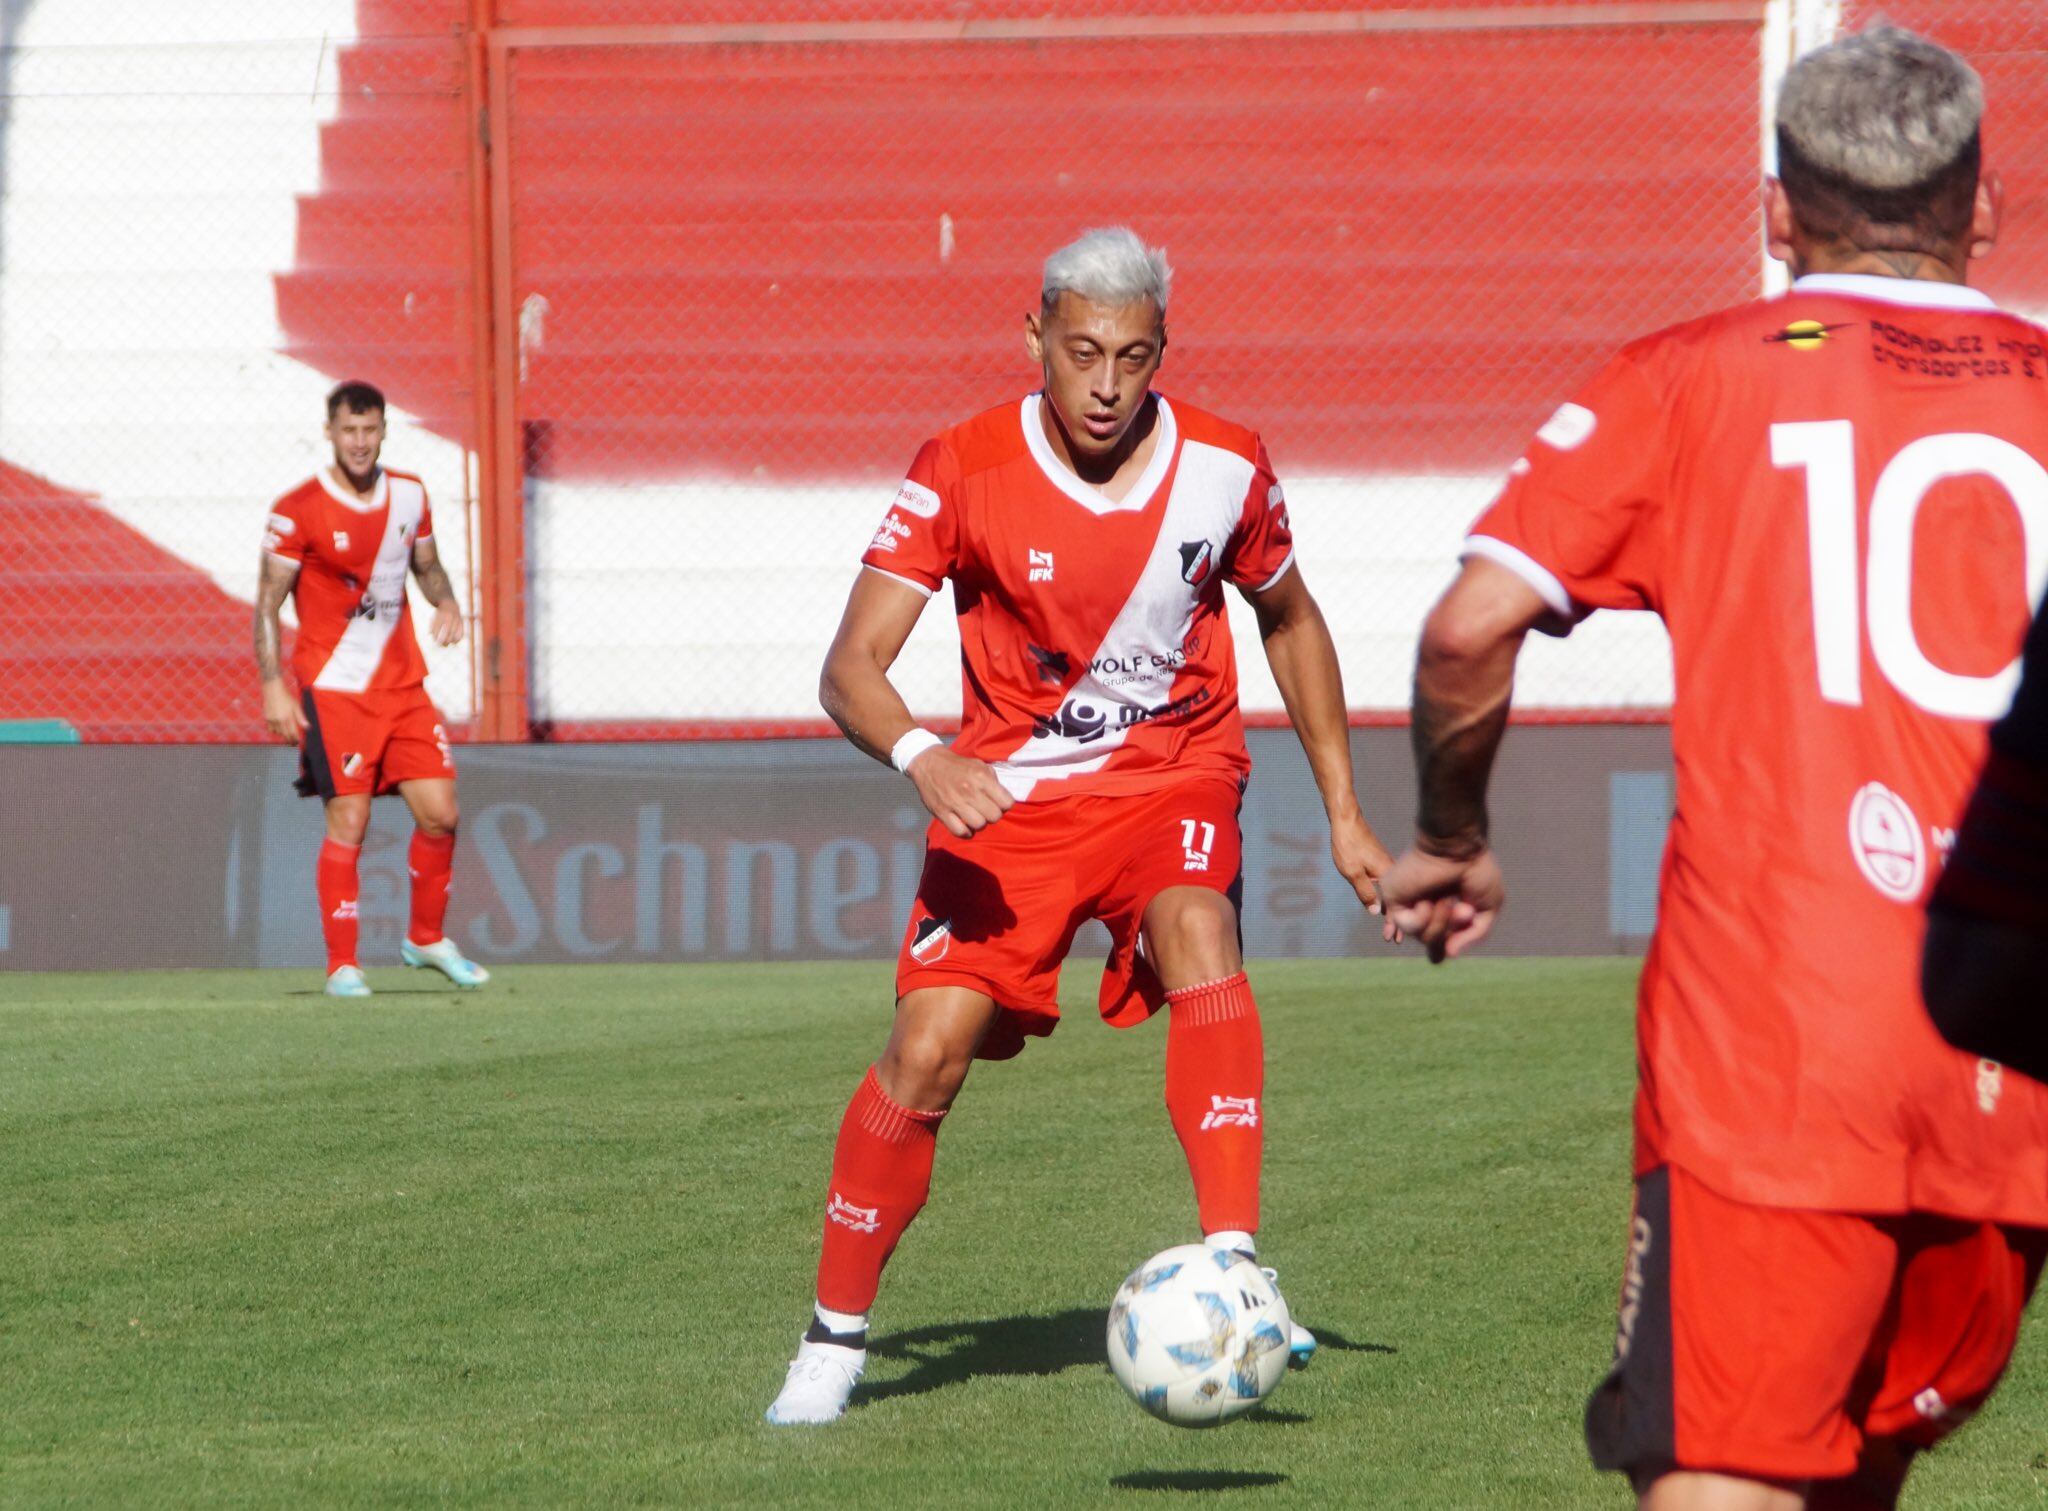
[906,746,1015,838]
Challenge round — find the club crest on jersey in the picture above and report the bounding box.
[332,530,351,551]
[1027,548,1055,584]
[1765,319,1853,350]
[1028,644,1071,685]
[909,916,952,965]
[1178,540,1216,587]
[1848,782,1926,903]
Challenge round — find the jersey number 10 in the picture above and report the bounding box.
[1771,421,2048,720]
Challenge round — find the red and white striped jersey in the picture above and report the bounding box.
[863,393,1296,802]
[264,468,433,693]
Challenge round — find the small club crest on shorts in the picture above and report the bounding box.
[909,916,952,965]
[341,752,364,777]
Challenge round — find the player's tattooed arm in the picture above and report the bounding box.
[1382,558,1550,961]
[1408,562,1537,857]
[254,551,306,743]
[411,537,465,647]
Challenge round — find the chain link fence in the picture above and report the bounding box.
[1,2,2041,741]
[0,0,476,742]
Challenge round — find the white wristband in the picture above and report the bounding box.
[890,727,944,775]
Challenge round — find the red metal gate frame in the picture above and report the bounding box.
[462,3,1762,740]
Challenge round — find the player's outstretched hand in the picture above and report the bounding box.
[1381,843,1505,963]
[262,680,307,745]
[430,601,465,647]
[907,746,1015,838]
[1329,806,1402,942]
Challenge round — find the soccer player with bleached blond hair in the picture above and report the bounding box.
[1384,26,2048,1510]
[765,226,1401,1424]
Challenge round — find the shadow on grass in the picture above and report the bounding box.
[1111,1470,1288,1492]
[860,1307,1104,1406]
[859,1310,1395,1412]
[1305,1325,1397,1358]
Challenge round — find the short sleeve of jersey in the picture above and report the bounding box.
[264,493,311,565]
[417,489,434,543]
[1226,439,1296,592]
[1466,349,1673,620]
[860,438,959,596]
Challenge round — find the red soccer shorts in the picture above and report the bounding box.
[1586,1163,2048,1486]
[896,775,1244,1059]
[295,686,454,800]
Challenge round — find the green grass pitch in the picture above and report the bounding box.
[3,960,2044,1507]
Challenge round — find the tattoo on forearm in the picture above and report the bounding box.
[253,554,297,682]
[1410,619,1522,857]
[1411,688,1508,857]
[412,549,455,607]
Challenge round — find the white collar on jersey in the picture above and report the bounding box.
[1792,272,1996,311]
[1020,392,1178,516]
[316,466,390,513]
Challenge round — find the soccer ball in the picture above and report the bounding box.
[1106,1244,1292,1426]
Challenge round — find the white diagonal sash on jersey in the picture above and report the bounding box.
[313,478,425,692]
[994,439,1254,799]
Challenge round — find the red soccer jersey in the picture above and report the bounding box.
[264,468,433,693]
[1472,274,2048,1223]
[862,393,1295,802]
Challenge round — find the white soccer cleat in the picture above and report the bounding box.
[764,1339,866,1425]
[401,936,491,988]
[325,965,372,998]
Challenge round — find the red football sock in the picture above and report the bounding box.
[815,1066,947,1316]
[408,830,456,946]
[1164,972,1264,1236]
[316,837,361,973]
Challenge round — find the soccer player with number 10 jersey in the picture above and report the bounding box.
[1385,27,2048,1510]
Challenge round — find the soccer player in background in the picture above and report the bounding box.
[1924,592,2048,1079]
[765,227,1399,1425]
[255,381,490,997]
[1380,28,2048,1510]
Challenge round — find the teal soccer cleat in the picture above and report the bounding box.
[325,965,372,998]
[400,937,491,988]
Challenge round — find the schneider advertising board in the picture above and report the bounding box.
[0,729,1672,971]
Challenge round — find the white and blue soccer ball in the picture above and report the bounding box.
[1106,1243,1292,1426]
